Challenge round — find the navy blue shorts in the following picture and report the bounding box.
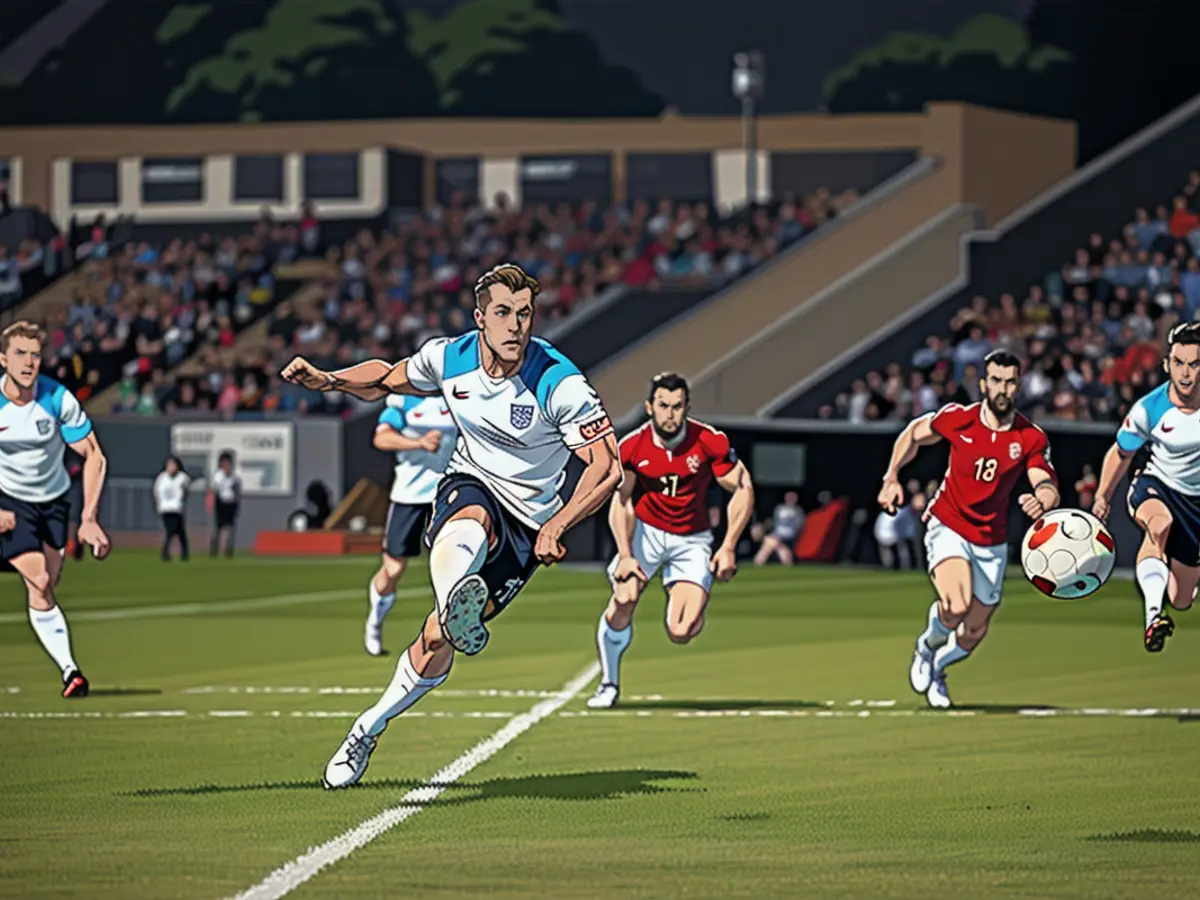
[425,473,540,623]
[0,490,70,562]
[383,502,431,559]
[1128,472,1200,567]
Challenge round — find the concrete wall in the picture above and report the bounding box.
[91,416,343,549]
[688,204,984,416]
[0,103,1075,225]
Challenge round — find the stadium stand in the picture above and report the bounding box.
[819,173,1200,424]
[772,91,1200,424]
[0,175,75,319]
[100,193,839,417]
[579,107,1077,425]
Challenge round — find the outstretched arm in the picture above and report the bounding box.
[281,357,437,402]
[879,413,941,513]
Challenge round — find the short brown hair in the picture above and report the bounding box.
[474,264,540,310]
[649,371,690,403]
[1,320,47,352]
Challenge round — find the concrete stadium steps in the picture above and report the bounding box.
[690,203,984,417]
[593,159,960,423]
[773,89,1200,419]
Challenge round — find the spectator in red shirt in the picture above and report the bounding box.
[1169,195,1199,238]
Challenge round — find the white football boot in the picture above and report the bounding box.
[925,674,952,710]
[365,619,385,657]
[586,683,620,709]
[439,574,491,656]
[909,641,935,694]
[323,724,378,789]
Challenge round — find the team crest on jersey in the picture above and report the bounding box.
[1008,441,1021,460]
[687,453,702,473]
[36,419,51,436]
[510,404,534,430]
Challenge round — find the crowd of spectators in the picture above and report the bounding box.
[124,188,854,418]
[823,172,1200,425]
[44,219,294,410]
[0,171,77,314]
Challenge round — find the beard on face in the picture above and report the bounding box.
[984,390,1014,417]
[652,416,682,440]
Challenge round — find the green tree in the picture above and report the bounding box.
[0,0,273,125]
[166,0,439,122]
[407,0,662,117]
[822,14,1072,122]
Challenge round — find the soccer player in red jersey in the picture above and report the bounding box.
[877,351,1059,709]
[586,372,755,709]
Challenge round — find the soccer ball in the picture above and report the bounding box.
[1020,508,1116,599]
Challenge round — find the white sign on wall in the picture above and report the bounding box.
[170,422,295,496]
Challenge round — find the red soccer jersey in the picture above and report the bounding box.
[928,403,1055,546]
[619,419,738,535]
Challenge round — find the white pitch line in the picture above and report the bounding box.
[181,686,667,700]
[4,706,1200,722]
[226,662,600,900]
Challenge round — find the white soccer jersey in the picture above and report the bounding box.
[210,469,242,504]
[0,375,92,503]
[406,333,613,528]
[1116,383,1200,494]
[154,471,191,514]
[377,394,456,505]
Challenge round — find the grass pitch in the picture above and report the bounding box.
[2,552,1199,899]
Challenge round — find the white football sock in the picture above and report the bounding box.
[368,580,396,629]
[917,601,954,652]
[428,519,488,616]
[355,651,449,737]
[597,615,632,686]
[28,606,79,680]
[1136,558,1169,628]
[933,636,970,676]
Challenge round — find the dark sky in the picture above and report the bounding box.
[396,0,1037,113]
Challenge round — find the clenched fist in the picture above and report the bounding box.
[280,357,333,392]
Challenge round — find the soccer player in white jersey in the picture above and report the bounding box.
[1094,322,1200,652]
[281,263,622,788]
[365,393,456,656]
[0,321,111,698]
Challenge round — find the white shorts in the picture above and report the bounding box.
[923,515,1007,606]
[608,519,714,594]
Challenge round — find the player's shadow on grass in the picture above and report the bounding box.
[89,688,162,697]
[123,769,700,803]
[616,698,823,711]
[952,704,1062,714]
[1087,829,1200,844]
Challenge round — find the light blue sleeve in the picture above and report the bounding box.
[1116,387,1170,453]
[378,406,405,431]
[56,384,93,444]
